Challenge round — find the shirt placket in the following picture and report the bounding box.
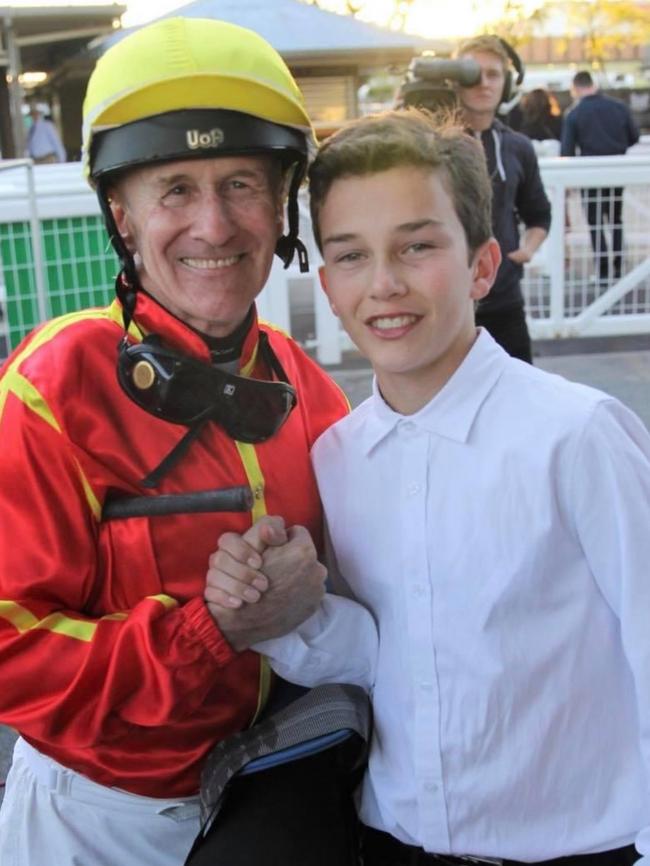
[398,420,450,850]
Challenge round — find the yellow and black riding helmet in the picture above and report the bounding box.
[82,16,317,300]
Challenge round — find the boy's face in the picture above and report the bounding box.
[318,165,499,413]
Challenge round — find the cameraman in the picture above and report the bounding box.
[455,35,551,363]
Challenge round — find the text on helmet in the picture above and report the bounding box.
[187,128,225,150]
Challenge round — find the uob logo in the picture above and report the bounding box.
[186,128,225,150]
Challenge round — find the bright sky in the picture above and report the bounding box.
[121,0,519,38]
[3,0,531,39]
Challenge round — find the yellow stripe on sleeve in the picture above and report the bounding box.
[147,594,179,611]
[0,371,102,521]
[2,370,61,431]
[0,595,179,643]
[0,307,126,521]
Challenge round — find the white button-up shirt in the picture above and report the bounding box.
[257,330,650,863]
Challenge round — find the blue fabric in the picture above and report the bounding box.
[239,729,354,775]
[561,93,639,157]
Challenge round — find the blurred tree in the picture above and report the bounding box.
[301,0,650,67]
[478,0,650,67]
[388,0,418,30]
[560,0,650,67]
[475,0,550,49]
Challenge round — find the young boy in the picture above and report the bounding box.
[205,110,650,866]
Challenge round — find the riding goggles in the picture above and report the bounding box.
[117,332,297,443]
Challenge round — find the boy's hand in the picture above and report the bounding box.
[206,523,327,652]
[205,516,287,609]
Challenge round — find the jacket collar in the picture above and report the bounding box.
[126,290,261,372]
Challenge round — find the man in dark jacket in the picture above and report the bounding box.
[561,71,640,284]
[456,35,551,364]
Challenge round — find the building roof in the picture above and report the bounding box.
[96,0,444,64]
[0,4,124,72]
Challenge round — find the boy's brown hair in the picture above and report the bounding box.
[308,108,493,259]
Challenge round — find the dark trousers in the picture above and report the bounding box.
[475,304,533,364]
[184,742,361,866]
[582,187,624,281]
[362,826,639,866]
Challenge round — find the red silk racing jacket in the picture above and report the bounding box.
[0,292,348,797]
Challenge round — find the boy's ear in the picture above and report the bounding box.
[318,265,339,317]
[470,238,501,301]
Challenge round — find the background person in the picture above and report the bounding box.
[0,17,371,866]
[25,103,66,163]
[519,87,562,143]
[455,35,551,363]
[561,70,640,285]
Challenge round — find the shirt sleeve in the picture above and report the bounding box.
[252,516,377,689]
[0,376,238,749]
[252,592,377,690]
[568,399,650,860]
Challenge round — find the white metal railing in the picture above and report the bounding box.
[0,149,649,364]
[523,152,650,342]
[0,159,49,324]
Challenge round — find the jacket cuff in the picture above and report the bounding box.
[182,596,238,667]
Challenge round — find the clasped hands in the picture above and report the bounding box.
[205,516,327,652]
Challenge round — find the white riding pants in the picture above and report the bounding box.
[0,737,201,866]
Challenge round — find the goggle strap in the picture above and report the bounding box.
[258,330,293,388]
[141,420,207,489]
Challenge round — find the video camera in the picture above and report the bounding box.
[397,38,525,114]
[397,54,481,112]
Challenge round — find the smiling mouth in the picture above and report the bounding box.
[180,254,244,269]
[368,314,420,330]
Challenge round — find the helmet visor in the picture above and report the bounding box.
[91,108,307,181]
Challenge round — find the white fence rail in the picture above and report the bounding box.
[0,148,649,364]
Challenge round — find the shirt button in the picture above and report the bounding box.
[413,584,426,597]
[419,682,433,692]
[424,781,438,793]
[407,482,421,496]
[399,421,416,434]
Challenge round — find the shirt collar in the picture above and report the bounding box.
[360,328,508,455]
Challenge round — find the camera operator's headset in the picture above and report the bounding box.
[494,36,525,105]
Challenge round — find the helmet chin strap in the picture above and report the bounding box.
[97,184,140,334]
[276,166,309,273]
